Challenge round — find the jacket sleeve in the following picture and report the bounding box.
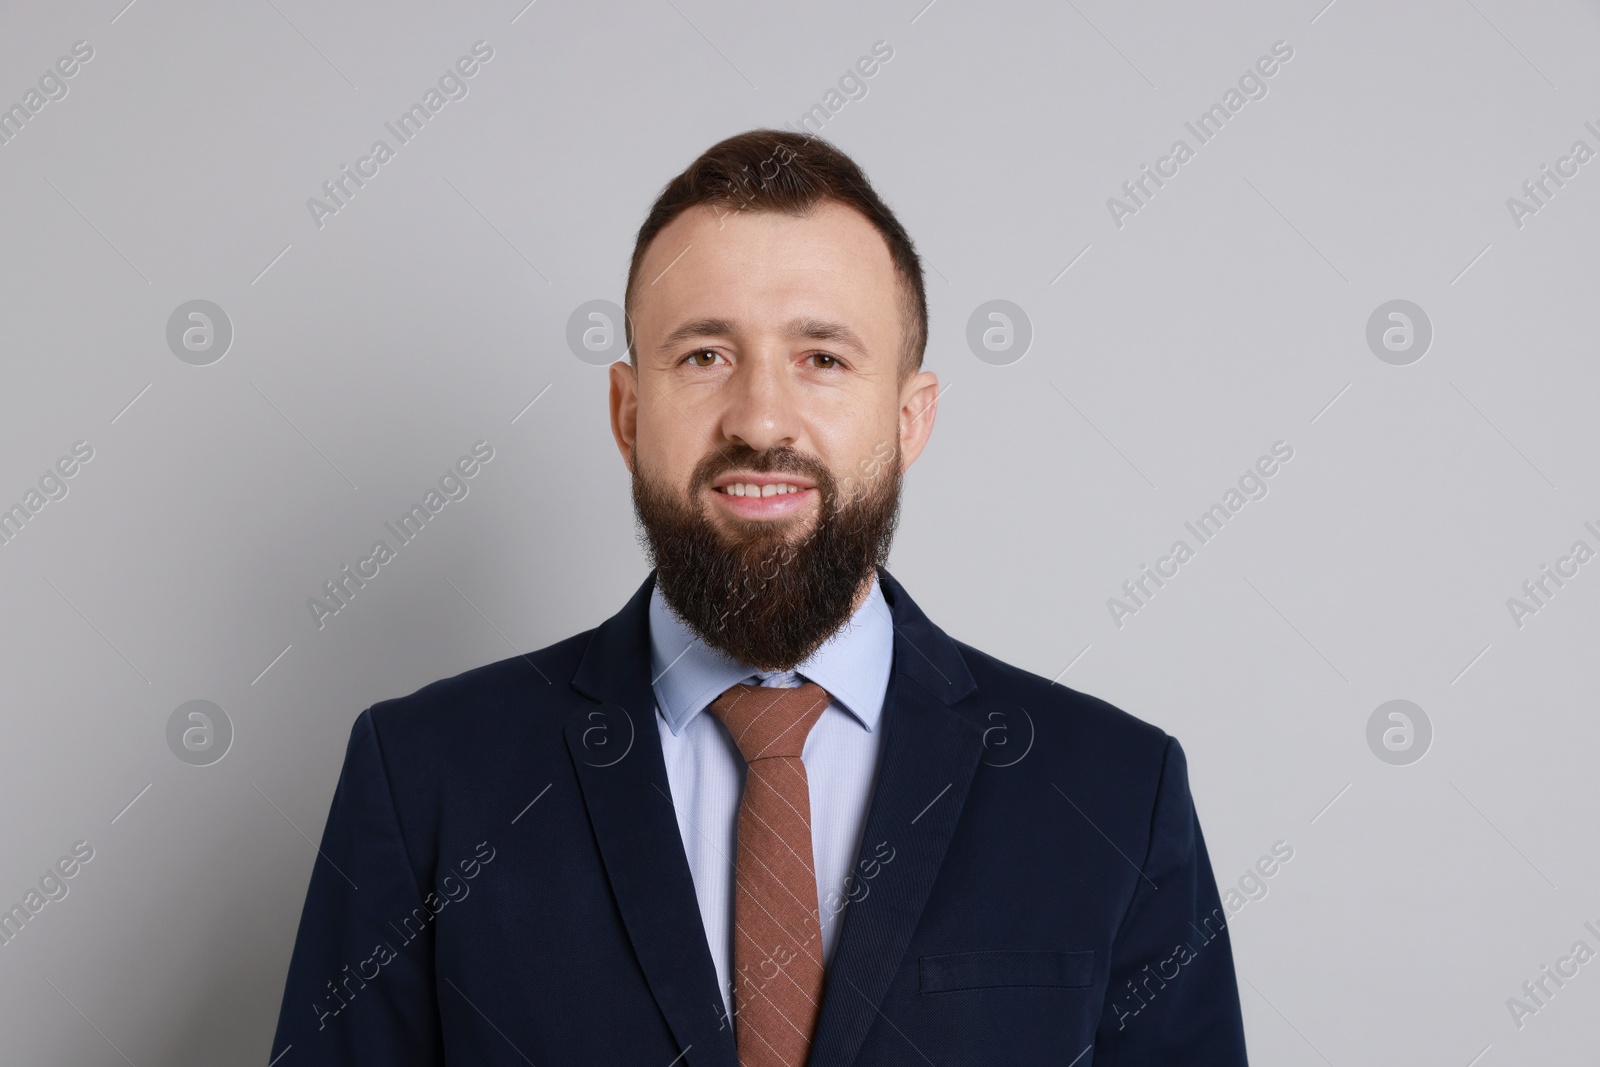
[267,708,444,1065]
[1093,736,1249,1065]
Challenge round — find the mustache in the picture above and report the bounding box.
[690,443,835,498]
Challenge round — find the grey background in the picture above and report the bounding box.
[2,0,1596,1062]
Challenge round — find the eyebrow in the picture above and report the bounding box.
[656,316,869,357]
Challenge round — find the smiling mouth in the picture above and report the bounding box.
[706,477,819,520]
[713,481,809,498]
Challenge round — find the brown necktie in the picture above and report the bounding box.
[708,679,832,1067]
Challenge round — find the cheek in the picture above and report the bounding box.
[816,416,898,487]
[838,404,902,470]
[636,402,709,477]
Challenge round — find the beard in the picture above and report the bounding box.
[630,439,902,673]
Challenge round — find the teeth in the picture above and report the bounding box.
[722,482,804,497]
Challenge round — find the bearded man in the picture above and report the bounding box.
[270,129,1249,1067]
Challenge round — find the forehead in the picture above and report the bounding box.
[632,200,901,349]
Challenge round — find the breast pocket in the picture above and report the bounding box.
[919,949,1096,994]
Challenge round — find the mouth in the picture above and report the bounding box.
[708,473,818,520]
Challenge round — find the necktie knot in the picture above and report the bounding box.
[708,681,831,763]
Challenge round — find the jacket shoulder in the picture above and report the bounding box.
[949,638,1173,765]
[363,627,594,743]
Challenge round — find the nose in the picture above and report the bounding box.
[718,351,802,455]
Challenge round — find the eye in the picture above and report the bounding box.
[808,352,843,369]
[682,349,722,368]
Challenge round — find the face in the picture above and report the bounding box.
[610,200,939,670]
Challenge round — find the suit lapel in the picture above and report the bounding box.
[565,568,982,1067]
[567,572,740,1067]
[806,568,983,1067]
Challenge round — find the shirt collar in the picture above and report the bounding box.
[648,572,894,736]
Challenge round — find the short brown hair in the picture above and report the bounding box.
[624,129,927,382]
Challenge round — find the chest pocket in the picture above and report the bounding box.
[919,949,1096,993]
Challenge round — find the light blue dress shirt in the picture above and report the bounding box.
[649,573,895,1024]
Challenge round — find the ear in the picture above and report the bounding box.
[609,360,639,472]
[896,369,939,470]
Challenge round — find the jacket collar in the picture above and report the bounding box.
[573,567,975,711]
[647,572,895,736]
[568,567,981,1067]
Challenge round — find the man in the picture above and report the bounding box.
[269,129,1248,1065]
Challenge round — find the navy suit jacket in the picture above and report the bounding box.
[269,568,1248,1065]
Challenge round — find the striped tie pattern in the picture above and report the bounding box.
[708,679,832,1067]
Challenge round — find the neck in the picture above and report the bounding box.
[849,570,877,617]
